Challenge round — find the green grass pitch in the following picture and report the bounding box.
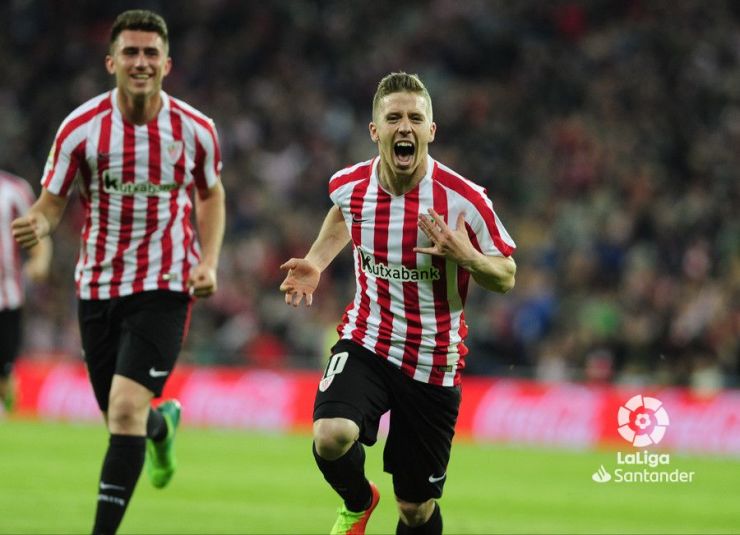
[0,418,737,534]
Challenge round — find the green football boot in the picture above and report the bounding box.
[145,399,181,489]
[2,389,14,413]
[2,380,15,413]
[330,481,380,535]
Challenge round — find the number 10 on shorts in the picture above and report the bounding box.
[319,351,348,392]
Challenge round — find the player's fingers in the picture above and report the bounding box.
[11,226,32,239]
[11,216,32,230]
[414,246,440,256]
[418,214,437,237]
[420,222,443,248]
[280,259,298,271]
[427,208,448,230]
[189,277,206,294]
[193,287,211,298]
[455,212,466,230]
[10,223,27,235]
[306,293,313,307]
[17,236,38,249]
[422,211,443,230]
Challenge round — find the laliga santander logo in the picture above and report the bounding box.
[617,395,670,447]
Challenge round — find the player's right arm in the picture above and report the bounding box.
[14,99,87,250]
[11,189,68,250]
[279,204,350,307]
[23,236,53,283]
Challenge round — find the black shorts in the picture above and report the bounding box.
[314,339,461,503]
[0,308,22,378]
[78,290,191,411]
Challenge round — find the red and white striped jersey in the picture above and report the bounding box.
[42,89,222,300]
[329,156,516,386]
[0,170,35,310]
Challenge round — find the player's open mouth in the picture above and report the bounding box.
[394,141,415,165]
[130,74,151,83]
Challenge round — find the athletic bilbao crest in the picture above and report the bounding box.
[319,375,334,392]
[166,141,184,164]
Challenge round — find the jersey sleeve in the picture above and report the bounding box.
[41,115,87,197]
[328,172,344,206]
[328,170,352,222]
[192,118,222,194]
[465,194,516,257]
[328,159,374,207]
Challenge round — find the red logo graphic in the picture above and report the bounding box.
[617,395,670,447]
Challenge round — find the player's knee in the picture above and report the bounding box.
[106,397,147,433]
[396,498,435,527]
[313,418,359,459]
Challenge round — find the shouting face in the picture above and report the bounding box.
[370,91,436,185]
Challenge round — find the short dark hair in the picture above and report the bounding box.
[109,10,168,52]
[372,72,433,121]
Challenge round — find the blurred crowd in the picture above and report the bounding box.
[1,0,737,390]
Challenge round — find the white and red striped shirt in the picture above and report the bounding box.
[0,170,35,310]
[330,156,516,386]
[42,89,222,300]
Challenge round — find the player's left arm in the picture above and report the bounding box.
[189,181,225,298]
[415,208,516,293]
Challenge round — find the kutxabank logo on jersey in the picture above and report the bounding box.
[102,170,179,196]
[591,394,695,484]
[357,247,440,281]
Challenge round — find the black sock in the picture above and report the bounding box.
[313,441,372,512]
[146,407,167,442]
[396,502,442,535]
[92,434,146,535]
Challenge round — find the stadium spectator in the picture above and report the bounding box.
[0,169,52,412]
[11,10,225,534]
[280,72,516,535]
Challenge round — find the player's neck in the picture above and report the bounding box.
[117,91,162,125]
[378,160,427,196]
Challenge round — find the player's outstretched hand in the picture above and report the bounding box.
[11,214,49,249]
[280,258,320,307]
[188,263,217,298]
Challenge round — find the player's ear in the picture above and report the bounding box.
[105,55,115,75]
[429,121,437,142]
[369,122,379,143]
[162,56,172,77]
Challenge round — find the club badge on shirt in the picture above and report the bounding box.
[166,141,184,164]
